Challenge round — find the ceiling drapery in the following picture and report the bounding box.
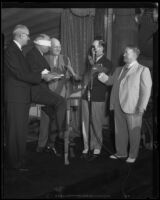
[1,8,62,45]
[70,8,95,17]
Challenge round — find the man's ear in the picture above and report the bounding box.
[19,33,24,40]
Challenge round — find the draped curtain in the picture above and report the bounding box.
[94,8,113,61]
[60,9,94,76]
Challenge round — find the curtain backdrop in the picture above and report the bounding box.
[94,8,113,61]
[61,9,94,76]
[94,8,105,40]
[112,9,138,68]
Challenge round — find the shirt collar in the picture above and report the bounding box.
[96,54,104,62]
[37,47,43,56]
[13,40,22,51]
[126,60,138,69]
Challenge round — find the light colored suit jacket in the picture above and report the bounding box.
[106,61,152,114]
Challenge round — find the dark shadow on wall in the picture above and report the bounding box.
[118,53,125,67]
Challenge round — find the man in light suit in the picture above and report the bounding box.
[98,45,152,163]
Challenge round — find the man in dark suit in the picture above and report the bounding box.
[25,34,67,152]
[4,25,66,171]
[81,40,112,161]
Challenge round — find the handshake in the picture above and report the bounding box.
[41,69,64,82]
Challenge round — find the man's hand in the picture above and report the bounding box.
[136,108,145,115]
[42,73,58,82]
[41,68,50,75]
[98,72,109,84]
[88,55,94,66]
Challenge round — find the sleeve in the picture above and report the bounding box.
[137,67,152,110]
[5,48,41,84]
[25,52,37,72]
[97,58,113,75]
[65,56,76,76]
[104,59,113,75]
[104,67,118,86]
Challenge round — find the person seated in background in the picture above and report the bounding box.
[37,37,79,154]
[98,45,152,163]
[81,39,112,161]
[25,34,67,154]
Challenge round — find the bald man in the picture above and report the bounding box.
[4,25,55,170]
[36,37,79,154]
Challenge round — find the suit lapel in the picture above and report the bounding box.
[34,47,49,69]
[125,62,139,78]
[119,62,139,82]
[12,41,24,56]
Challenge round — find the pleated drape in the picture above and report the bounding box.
[61,9,94,76]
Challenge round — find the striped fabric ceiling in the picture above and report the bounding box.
[1,8,63,45]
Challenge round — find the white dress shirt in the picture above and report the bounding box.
[13,40,22,51]
[125,60,138,69]
[96,54,104,62]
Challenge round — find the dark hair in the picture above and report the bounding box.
[34,33,50,41]
[99,40,106,52]
[125,45,140,57]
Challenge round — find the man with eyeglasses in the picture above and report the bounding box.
[4,25,66,171]
[35,37,79,155]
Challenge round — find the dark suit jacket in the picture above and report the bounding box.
[4,41,41,103]
[83,55,112,102]
[25,46,51,100]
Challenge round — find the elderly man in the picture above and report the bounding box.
[37,37,78,154]
[4,25,56,170]
[25,34,67,154]
[81,39,112,161]
[98,45,152,163]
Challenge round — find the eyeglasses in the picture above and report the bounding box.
[22,33,30,38]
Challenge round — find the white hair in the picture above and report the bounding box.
[13,24,28,38]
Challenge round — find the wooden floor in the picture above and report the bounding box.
[2,135,156,199]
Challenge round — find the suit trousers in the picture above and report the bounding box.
[114,101,142,158]
[82,100,105,151]
[38,110,58,148]
[31,85,66,133]
[6,102,30,168]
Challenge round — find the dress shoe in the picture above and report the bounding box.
[109,154,127,159]
[36,146,45,153]
[87,154,100,162]
[80,153,89,160]
[126,157,136,163]
[17,166,29,172]
[10,164,29,172]
[47,146,62,157]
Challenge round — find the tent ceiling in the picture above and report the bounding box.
[1,8,63,44]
